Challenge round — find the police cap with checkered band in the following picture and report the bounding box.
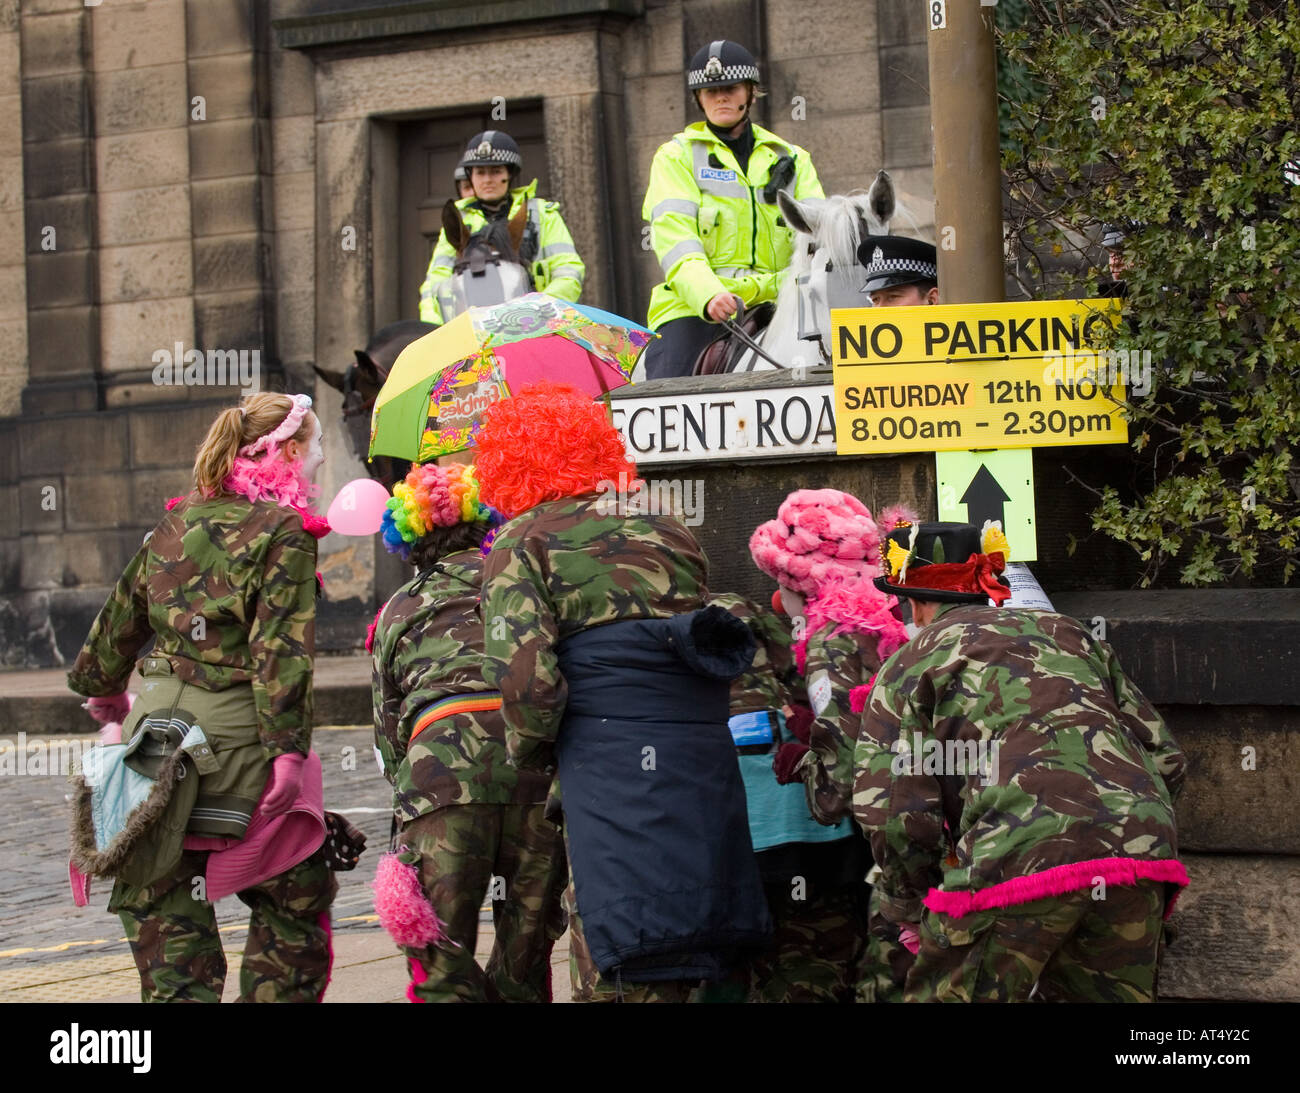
[687,40,761,90]
[856,234,939,293]
[461,131,523,171]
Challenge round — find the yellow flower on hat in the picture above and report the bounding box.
[981,519,1010,559]
[885,538,913,579]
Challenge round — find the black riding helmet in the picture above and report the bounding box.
[687,40,761,90]
[461,130,522,187]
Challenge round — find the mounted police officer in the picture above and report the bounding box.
[418,131,585,323]
[640,41,824,380]
[857,235,939,307]
[453,163,474,201]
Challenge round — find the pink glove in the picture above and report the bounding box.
[83,693,130,726]
[898,925,920,955]
[260,753,306,817]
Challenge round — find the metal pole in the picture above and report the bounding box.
[926,1,1004,304]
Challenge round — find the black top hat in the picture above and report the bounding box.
[873,521,1010,605]
[857,235,939,294]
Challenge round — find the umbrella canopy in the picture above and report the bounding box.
[369,295,653,462]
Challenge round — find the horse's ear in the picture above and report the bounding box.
[507,203,527,254]
[867,170,895,232]
[353,350,381,385]
[779,190,819,236]
[443,199,467,253]
[313,364,346,392]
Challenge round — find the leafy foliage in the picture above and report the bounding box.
[998,0,1300,585]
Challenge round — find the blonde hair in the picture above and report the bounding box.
[193,392,316,495]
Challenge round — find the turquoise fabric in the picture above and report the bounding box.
[81,744,155,851]
[736,710,854,851]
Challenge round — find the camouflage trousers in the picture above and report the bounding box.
[110,848,337,1003]
[564,878,699,1004]
[858,887,914,1003]
[746,885,871,1003]
[905,881,1166,1003]
[398,802,567,1003]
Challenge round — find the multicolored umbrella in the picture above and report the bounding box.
[368,294,653,462]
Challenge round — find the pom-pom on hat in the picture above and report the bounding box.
[749,489,910,598]
[380,462,501,561]
[474,381,637,519]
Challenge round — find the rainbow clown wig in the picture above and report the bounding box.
[474,381,636,519]
[380,462,502,562]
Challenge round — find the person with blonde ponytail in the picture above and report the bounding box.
[67,392,345,1003]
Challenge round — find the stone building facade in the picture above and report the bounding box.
[0,0,933,667]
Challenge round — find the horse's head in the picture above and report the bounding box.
[313,318,438,489]
[441,199,532,317]
[777,172,897,355]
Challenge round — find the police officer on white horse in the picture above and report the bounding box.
[419,131,585,323]
[640,41,824,380]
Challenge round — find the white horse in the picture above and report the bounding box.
[630,171,897,381]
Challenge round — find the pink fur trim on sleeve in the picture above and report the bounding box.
[923,857,1190,919]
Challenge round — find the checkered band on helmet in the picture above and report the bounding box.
[461,130,523,169]
[865,256,938,280]
[687,40,761,89]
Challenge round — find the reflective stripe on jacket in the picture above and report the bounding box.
[642,121,824,330]
[418,178,585,323]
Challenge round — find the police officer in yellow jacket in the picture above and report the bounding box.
[419,131,585,324]
[640,41,824,380]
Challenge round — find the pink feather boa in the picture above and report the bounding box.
[373,853,448,949]
[793,578,910,674]
[183,455,332,538]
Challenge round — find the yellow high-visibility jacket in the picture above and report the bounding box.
[418,179,584,324]
[642,121,824,330]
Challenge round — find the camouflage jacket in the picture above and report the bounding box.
[800,628,888,827]
[854,604,1187,924]
[481,494,710,772]
[68,491,317,758]
[371,550,549,819]
[710,593,806,716]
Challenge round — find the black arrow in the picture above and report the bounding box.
[960,464,1011,529]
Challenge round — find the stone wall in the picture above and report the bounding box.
[1,0,936,670]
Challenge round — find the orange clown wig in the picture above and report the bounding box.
[474,381,637,518]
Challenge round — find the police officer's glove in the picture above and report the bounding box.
[772,741,809,784]
[261,752,307,816]
[784,705,814,745]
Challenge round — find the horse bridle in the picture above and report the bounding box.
[340,357,392,422]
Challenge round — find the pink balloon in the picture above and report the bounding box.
[326,478,392,536]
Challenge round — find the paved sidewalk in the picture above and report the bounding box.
[0,918,574,1004]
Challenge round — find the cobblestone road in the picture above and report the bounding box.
[0,726,398,984]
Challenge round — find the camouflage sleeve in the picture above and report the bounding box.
[856,660,947,925]
[757,610,806,707]
[67,536,153,697]
[481,535,567,772]
[248,522,317,758]
[1102,640,1187,803]
[371,607,403,786]
[797,628,874,825]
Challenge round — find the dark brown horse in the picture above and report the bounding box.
[313,319,437,490]
[438,198,533,318]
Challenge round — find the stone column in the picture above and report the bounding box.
[0,0,28,417]
[20,0,99,414]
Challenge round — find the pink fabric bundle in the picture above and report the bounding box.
[750,490,907,596]
[750,490,915,669]
[373,853,448,949]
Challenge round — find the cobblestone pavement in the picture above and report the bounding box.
[0,725,576,1002]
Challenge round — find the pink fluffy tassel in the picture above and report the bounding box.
[373,853,448,949]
